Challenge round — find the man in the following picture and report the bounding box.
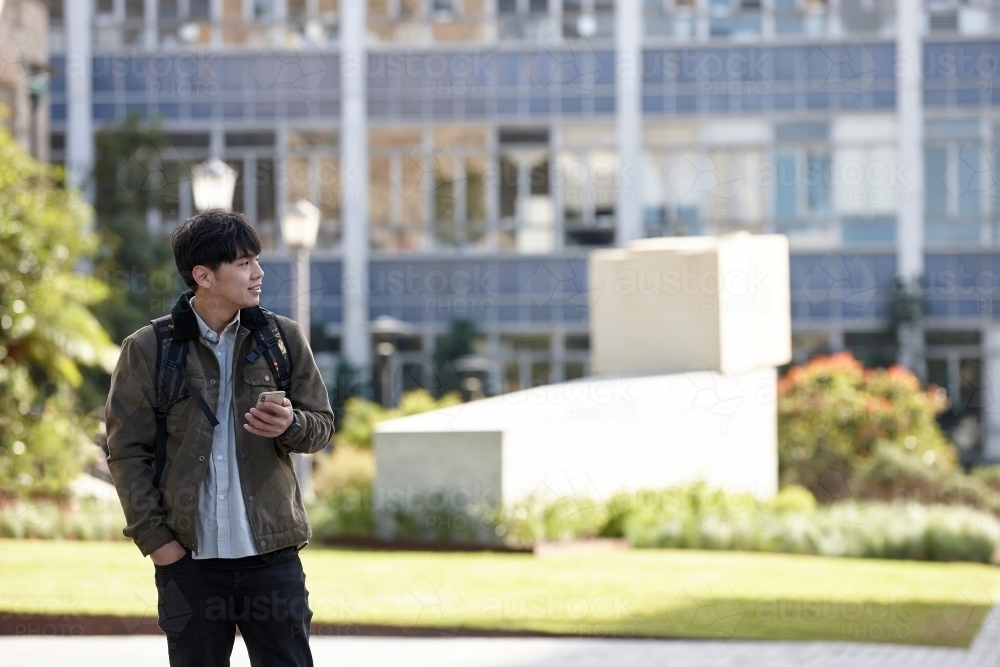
[105,209,335,667]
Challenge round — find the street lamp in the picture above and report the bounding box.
[191,158,238,212]
[371,316,414,408]
[281,199,321,502]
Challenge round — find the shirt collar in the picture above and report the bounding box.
[188,295,240,343]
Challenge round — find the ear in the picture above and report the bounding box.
[191,265,214,291]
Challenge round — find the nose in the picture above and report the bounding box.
[252,260,264,280]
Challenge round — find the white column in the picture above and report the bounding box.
[65,0,94,200]
[614,0,642,246]
[340,0,371,387]
[983,325,1000,461]
[896,0,925,378]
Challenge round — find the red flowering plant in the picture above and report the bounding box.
[778,352,955,502]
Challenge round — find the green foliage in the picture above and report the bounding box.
[337,388,462,449]
[90,115,178,344]
[0,123,117,499]
[308,486,376,540]
[433,318,478,396]
[0,498,126,540]
[778,352,955,500]
[495,483,1000,563]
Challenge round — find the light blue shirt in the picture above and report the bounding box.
[189,296,258,560]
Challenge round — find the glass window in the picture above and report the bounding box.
[957,144,981,217]
[126,0,144,19]
[925,147,948,216]
[807,153,830,216]
[254,0,274,19]
[256,159,275,223]
[775,153,797,220]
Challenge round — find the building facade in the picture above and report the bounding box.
[44,0,1000,458]
[1,0,49,161]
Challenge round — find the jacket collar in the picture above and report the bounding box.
[170,290,271,340]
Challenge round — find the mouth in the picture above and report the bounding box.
[249,285,262,294]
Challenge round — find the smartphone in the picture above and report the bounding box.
[257,390,286,406]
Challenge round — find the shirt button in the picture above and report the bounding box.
[219,494,225,500]
[216,352,222,357]
[199,456,205,462]
[217,455,223,461]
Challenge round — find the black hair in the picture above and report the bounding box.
[171,209,262,292]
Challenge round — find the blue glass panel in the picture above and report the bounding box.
[529,97,550,114]
[806,92,828,109]
[497,53,520,86]
[191,103,212,118]
[775,153,797,220]
[871,44,895,79]
[775,92,796,109]
[708,94,729,111]
[595,52,615,85]
[499,306,520,321]
[873,91,895,108]
[774,47,797,80]
[925,88,947,106]
[643,51,663,84]
[157,102,180,119]
[676,95,696,112]
[924,43,948,79]
[561,97,583,113]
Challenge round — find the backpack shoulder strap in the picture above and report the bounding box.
[246,311,293,393]
[151,315,180,489]
[150,315,220,489]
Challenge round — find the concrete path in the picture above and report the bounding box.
[2,605,998,667]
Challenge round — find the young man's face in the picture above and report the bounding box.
[196,251,264,313]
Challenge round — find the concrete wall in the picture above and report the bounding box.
[373,367,778,511]
[589,233,792,376]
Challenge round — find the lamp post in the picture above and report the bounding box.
[281,199,321,502]
[191,158,238,212]
[371,316,414,408]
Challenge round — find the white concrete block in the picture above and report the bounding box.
[374,368,778,509]
[588,232,791,376]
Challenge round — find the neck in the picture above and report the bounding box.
[190,294,239,336]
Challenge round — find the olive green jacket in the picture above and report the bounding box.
[104,291,335,557]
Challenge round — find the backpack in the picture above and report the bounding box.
[150,310,293,488]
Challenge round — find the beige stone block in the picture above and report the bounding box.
[589,232,791,376]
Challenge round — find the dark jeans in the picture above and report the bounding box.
[154,546,314,667]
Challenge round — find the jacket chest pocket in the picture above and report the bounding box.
[165,374,207,435]
[243,367,280,407]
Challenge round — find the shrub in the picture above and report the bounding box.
[336,389,462,448]
[778,352,954,500]
[0,497,126,540]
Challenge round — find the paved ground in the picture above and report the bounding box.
[3,606,999,667]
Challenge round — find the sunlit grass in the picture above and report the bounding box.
[1,539,998,646]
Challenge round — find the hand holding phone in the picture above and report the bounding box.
[257,390,285,406]
[245,391,294,438]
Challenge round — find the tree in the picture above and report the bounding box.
[432,318,478,397]
[89,114,178,345]
[0,122,118,499]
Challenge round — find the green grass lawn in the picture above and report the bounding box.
[2,539,999,646]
